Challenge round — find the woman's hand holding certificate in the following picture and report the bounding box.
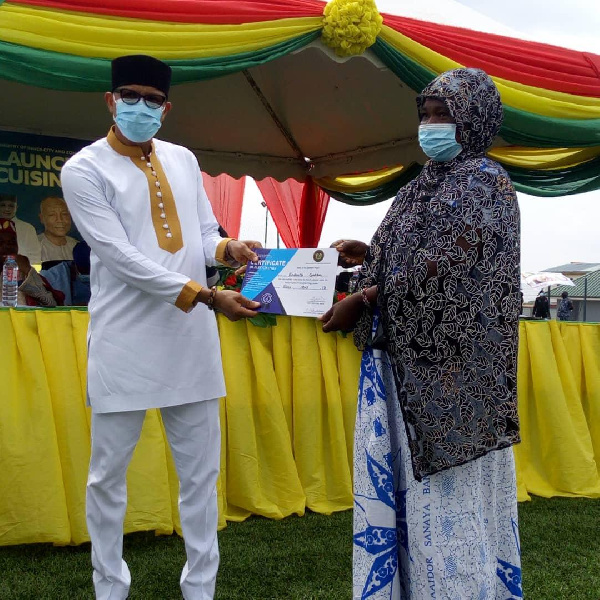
[241,248,338,317]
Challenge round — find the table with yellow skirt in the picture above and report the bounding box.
[1,309,599,547]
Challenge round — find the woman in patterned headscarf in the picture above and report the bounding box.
[321,69,523,599]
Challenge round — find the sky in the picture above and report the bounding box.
[238,0,600,273]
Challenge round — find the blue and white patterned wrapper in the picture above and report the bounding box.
[353,324,523,600]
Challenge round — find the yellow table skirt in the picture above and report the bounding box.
[0,311,598,546]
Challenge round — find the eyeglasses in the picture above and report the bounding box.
[115,88,167,110]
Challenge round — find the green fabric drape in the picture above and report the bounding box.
[0,32,319,91]
[506,156,600,197]
[501,109,600,149]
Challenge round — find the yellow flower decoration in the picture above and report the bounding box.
[322,0,383,57]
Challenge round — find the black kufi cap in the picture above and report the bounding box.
[111,55,172,97]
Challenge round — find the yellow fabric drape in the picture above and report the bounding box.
[514,321,600,499]
[379,25,600,120]
[0,4,322,59]
[1,312,599,547]
[0,310,360,546]
[0,310,70,545]
[314,165,407,193]
[488,146,600,170]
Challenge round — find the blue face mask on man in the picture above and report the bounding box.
[114,98,164,143]
[418,123,463,162]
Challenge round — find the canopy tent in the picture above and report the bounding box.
[1,0,600,209]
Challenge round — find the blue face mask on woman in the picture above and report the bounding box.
[114,98,163,143]
[418,123,463,162]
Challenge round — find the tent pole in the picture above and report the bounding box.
[265,205,269,247]
[260,201,268,247]
[583,276,588,322]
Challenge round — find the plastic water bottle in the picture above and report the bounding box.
[2,255,19,307]
[348,270,360,294]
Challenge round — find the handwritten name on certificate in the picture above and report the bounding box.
[240,248,338,317]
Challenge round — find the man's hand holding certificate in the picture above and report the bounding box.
[240,248,338,318]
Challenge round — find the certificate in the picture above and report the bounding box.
[240,248,338,317]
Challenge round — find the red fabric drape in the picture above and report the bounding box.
[256,178,329,248]
[201,172,245,239]
[298,178,329,248]
[384,14,600,97]
[10,0,326,24]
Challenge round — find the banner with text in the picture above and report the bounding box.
[0,130,89,236]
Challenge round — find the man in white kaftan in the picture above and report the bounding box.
[60,54,260,600]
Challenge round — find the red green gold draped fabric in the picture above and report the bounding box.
[1,0,599,200]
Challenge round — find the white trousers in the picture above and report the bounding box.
[86,399,221,600]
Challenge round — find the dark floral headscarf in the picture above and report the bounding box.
[417,68,503,156]
[354,69,521,479]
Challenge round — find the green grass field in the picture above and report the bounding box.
[1,496,598,599]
